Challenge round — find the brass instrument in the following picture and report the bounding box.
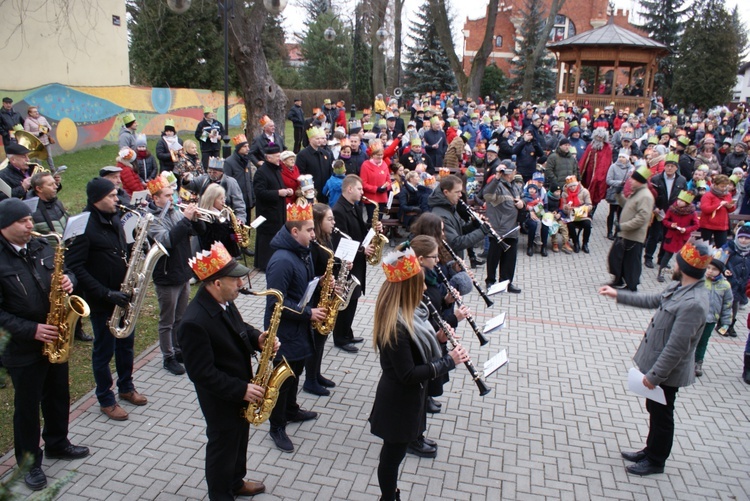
[31,231,90,364]
[176,203,225,223]
[108,205,169,338]
[29,163,50,177]
[224,206,251,248]
[311,241,344,335]
[244,288,295,426]
[0,131,48,171]
[361,196,388,265]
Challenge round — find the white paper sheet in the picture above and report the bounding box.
[483,349,508,378]
[483,312,506,334]
[131,190,149,206]
[362,228,376,248]
[121,211,139,244]
[334,238,360,262]
[63,212,91,241]
[23,197,39,213]
[250,215,266,229]
[387,191,395,210]
[0,178,11,198]
[627,367,666,405]
[298,277,320,310]
[487,280,509,296]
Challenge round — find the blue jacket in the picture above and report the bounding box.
[323,174,344,207]
[264,226,315,362]
[462,121,479,148]
[724,240,750,304]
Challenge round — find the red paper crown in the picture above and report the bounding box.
[189,241,234,281]
[679,241,712,270]
[147,176,169,195]
[382,249,421,283]
[232,134,247,146]
[286,201,313,222]
[259,115,271,127]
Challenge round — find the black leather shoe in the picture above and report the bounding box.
[174,351,183,363]
[428,396,442,408]
[406,439,437,458]
[24,467,47,491]
[607,231,615,240]
[422,436,438,448]
[45,444,90,460]
[74,329,93,342]
[302,381,330,396]
[526,246,533,257]
[163,357,186,375]
[470,258,485,268]
[644,259,654,269]
[582,243,590,254]
[626,458,664,476]
[507,284,521,294]
[269,428,294,453]
[243,248,255,257]
[288,409,318,423]
[337,343,359,353]
[426,398,441,413]
[573,241,580,253]
[540,246,548,257]
[351,337,364,344]
[621,449,647,463]
[318,375,336,388]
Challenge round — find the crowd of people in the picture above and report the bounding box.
[1,90,750,499]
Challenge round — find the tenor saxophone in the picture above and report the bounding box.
[362,196,388,265]
[31,232,91,364]
[108,206,169,338]
[311,241,344,335]
[224,205,251,248]
[244,289,295,426]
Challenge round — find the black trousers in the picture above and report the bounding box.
[304,332,329,385]
[700,228,729,248]
[485,237,518,286]
[269,358,306,430]
[567,219,592,245]
[644,385,679,467]
[644,222,664,261]
[293,127,304,154]
[7,359,71,467]
[333,285,361,347]
[201,149,221,171]
[377,441,409,501]
[205,416,249,501]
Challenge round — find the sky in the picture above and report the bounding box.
[281,0,750,58]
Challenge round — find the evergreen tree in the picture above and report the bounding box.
[299,0,332,21]
[480,64,510,103]
[671,0,741,109]
[635,0,688,101]
[729,5,749,60]
[403,0,457,94]
[299,11,352,89]
[351,7,372,109]
[510,0,556,102]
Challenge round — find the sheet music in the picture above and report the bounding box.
[0,178,11,198]
[487,280,509,296]
[334,238,360,262]
[298,277,320,310]
[483,312,506,334]
[627,367,666,405]
[63,212,91,241]
[250,216,267,229]
[121,211,139,244]
[131,190,149,206]
[483,349,508,378]
[362,228,376,248]
[23,197,39,213]
[387,191,395,210]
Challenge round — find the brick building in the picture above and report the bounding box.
[461,0,641,76]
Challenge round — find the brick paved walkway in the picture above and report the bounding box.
[3,209,750,500]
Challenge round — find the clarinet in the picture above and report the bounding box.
[422,295,491,397]
[441,239,494,307]
[457,198,505,246]
[433,265,489,346]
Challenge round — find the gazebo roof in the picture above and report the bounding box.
[547,21,668,51]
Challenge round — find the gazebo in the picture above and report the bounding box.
[547,20,669,112]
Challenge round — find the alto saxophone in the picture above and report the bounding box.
[362,196,388,265]
[244,288,295,426]
[224,205,251,248]
[31,232,91,364]
[108,206,169,338]
[311,241,344,335]
[331,228,360,311]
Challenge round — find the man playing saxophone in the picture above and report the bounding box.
[66,178,147,421]
[177,241,277,501]
[0,198,89,491]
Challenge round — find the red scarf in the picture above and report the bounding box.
[566,184,582,207]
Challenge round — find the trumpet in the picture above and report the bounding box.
[177,203,226,223]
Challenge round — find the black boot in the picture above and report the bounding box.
[743,354,750,384]
[727,320,738,338]
[526,240,534,256]
[657,267,665,282]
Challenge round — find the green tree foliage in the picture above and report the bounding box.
[671,0,741,109]
[510,0,556,102]
[480,64,509,102]
[729,5,749,60]
[299,11,352,89]
[299,0,332,20]
[635,0,688,100]
[403,0,457,94]
[351,10,373,108]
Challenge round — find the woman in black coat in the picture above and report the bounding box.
[369,250,467,501]
[253,147,293,270]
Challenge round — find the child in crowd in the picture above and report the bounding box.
[656,190,699,282]
[322,160,346,206]
[134,133,158,183]
[724,223,750,336]
[522,182,548,257]
[546,183,572,254]
[695,249,733,377]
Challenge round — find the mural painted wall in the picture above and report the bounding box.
[0,84,244,155]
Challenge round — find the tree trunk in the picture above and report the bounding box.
[370,0,388,99]
[394,0,405,89]
[429,0,469,95]
[521,0,565,101]
[467,0,500,100]
[226,1,287,140]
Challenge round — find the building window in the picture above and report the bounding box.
[548,15,576,42]
[495,35,503,48]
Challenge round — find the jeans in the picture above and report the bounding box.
[155,282,189,359]
[90,312,135,407]
[525,218,549,247]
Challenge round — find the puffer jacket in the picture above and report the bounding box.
[704,276,733,325]
[725,239,750,304]
[545,146,579,189]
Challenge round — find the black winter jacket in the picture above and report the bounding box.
[223,151,255,210]
[296,145,333,203]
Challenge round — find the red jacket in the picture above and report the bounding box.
[118,161,145,196]
[699,190,735,230]
[661,208,699,253]
[360,159,390,203]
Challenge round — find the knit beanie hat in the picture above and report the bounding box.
[135,134,147,148]
[0,198,32,229]
[87,177,116,205]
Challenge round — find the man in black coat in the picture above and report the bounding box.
[399,138,435,174]
[66,178,148,421]
[296,127,333,203]
[0,142,32,199]
[0,199,90,491]
[0,97,23,147]
[194,108,225,170]
[644,157,687,269]
[331,175,379,352]
[178,245,273,500]
[287,98,305,153]
[223,134,256,237]
[253,145,293,271]
[248,117,286,167]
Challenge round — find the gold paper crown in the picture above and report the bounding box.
[665,152,680,164]
[307,127,325,139]
[565,175,578,185]
[286,201,313,222]
[122,112,136,125]
[232,134,248,146]
[381,249,421,283]
[147,176,169,195]
[189,242,233,281]
[679,241,712,270]
[677,190,694,204]
[259,115,271,127]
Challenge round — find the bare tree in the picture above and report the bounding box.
[368,0,389,98]
[521,0,565,100]
[393,0,406,89]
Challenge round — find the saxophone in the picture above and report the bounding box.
[31,232,91,364]
[224,205,251,248]
[108,206,169,338]
[244,289,295,426]
[331,228,360,311]
[311,241,344,335]
[362,196,388,265]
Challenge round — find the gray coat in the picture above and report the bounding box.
[618,279,708,387]
[479,176,523,238]
[118,127,136,150]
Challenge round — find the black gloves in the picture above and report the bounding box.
[107,290,131,308]
[377,186,387,193]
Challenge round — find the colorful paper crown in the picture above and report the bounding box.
[665,152,680,164]
[382,248,421,283]
[203,106,213,114]
[411,137,422,147]
[677,240,712,277]
[632,164,653,184]
[286,200,313,222]
[232,134,248,146]
[677,190,694,204]
[648,135,658,144]
[119,147,136,162]
[207,157,224,170]
[430,116,440,125]
[710,246,729,267]
[660,126,672,137]
[565,175,578,185]
[164,118,176,129]
[122,112,136,125]
[161,170,178,185]
[147,175,169,195]
[12,124,22,132]
[307,127,326,139]
[695,179,708,188]
[259,115,271,127]
[189,241,233,281]
[297,174,315,192]
[569,120,579,128]
[677,135,690,147]
[729,173,742,185]
[323,99,331,105]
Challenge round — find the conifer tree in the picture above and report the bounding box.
[299,11,352,89]
[510,0,556,102]
[403,0,457,94]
